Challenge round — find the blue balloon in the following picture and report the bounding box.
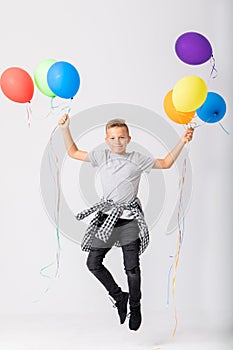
[196,92,226,123]
[47,61,80,99]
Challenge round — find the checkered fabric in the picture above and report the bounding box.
[76,197,150,255]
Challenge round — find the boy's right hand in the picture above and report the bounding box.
[58,114,70,129]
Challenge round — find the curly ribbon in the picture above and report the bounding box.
[33,125,62,303]
[37,125,62,283]
[24,95,74,127]
[191,116,230,135]
[166,140,189,339]
[172,143,188,337]
[50,96,73,115]
[218,122,230,135]
[209,54,218,79]
[48,124,62,278]
[26,102,32,128]
[37,103,73,286]
[165,119,228,345]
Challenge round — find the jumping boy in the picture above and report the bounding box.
[58,114,194,331]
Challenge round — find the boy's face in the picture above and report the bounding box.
[105,126,131,154]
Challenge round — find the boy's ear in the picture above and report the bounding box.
[127,136,131,143]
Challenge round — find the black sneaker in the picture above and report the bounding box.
[129,304,142,331]
[115,292,129,324]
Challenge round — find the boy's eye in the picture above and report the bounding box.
[109,137,125,140]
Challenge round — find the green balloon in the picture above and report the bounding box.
[34,58,57,97]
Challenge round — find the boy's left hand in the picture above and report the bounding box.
[181,127,194,143]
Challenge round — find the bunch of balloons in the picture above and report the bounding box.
[0,59,81,105]
[164,31,227,125]
[34,59,80,99]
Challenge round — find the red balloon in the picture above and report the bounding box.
[0,67,34,103]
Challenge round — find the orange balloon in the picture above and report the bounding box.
[1,67,34,103]
[163,90,195,124]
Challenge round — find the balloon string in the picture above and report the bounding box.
[167,143,188,339]
[191,117,230,135]
[38,125,61,282]
[49,124,61,278]
[172,145,188,338]
[26,102,32,128]
[167,263,173,305]
[167,201,185,306]
[209,55,218,79]
[50,97,73,115]
[218,122,230,135]
[190,115,206,129]
[40,262,54,279]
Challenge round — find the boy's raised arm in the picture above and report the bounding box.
[152,127,194,169]
[58,114,91,162]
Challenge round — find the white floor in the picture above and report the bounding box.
[0,312,232,350]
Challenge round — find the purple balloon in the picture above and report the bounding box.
[175,32,213,65]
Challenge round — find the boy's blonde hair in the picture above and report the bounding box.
[105,118,129,135]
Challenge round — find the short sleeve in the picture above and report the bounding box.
[88,147,106,168]
[133,151,155,174]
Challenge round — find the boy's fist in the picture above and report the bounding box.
[182,127,194,143]
[58,114,70,129]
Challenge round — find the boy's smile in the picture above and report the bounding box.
[105,126,131,154]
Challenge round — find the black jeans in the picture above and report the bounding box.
[86,214,141,307]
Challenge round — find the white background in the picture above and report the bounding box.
[0,1,232,349]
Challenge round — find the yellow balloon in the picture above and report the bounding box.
[172,75,208,112]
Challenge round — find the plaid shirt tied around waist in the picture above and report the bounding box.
[76,197,150,255]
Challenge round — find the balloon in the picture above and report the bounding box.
[175,31,213,65]
[0,67,34,103]
[172,75,208,112]
[164,90,195,124]
[196,92,226,123]
[47,61,80,99]
[34,58,56,97]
